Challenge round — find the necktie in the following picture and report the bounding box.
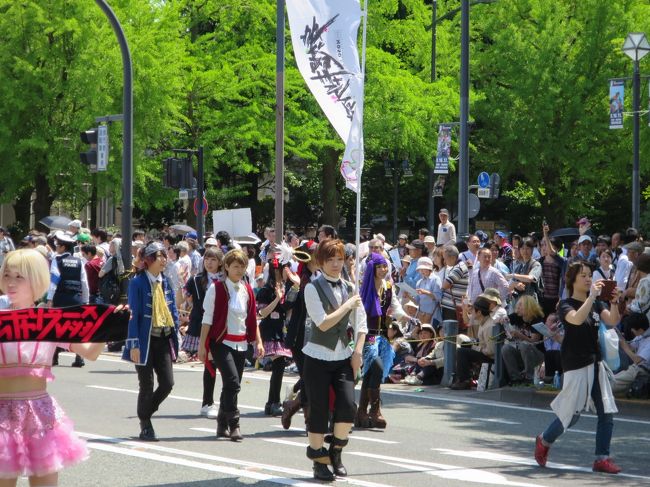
[329,280,342,288]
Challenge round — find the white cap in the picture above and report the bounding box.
[69,219,82,229]
[416,256,434,271]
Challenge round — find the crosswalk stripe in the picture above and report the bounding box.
[432,448,650,481]
[79,431,395,487]
[380,461,544,487]
[87,385,264,410]
[269,425,400,444]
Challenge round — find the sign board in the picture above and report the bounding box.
[468,193,480,219]
[193,196,209,217]
[477,188,491,198]
[178,189,189,200]
[478,171,490,189]
[97,125,109,171]
[212,208,253,238]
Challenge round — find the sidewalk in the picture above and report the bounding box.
[381,382,650,420]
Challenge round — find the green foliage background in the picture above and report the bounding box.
[0,0,649,237]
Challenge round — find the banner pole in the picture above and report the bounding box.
[354,0,368,293]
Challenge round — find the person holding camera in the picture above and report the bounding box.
[534,261,622,474]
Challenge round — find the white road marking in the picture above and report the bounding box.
[565,428,595,435]
[85,354,650,426]
[79,431,396,487]
[269,425,399,444]
[432,448,650,481]
[89,354,298,384]
[483,418,522,425]
[381,461,544,487]
[381,389,650,426]
[87,385,264,411]
[263,438,308,447]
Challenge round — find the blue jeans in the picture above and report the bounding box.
[542,363,614,457]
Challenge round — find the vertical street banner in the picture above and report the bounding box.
[434,124,452,174]
[286,0,364,192]
[609,80,624,129]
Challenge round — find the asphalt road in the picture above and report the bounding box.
[32,352,650,487]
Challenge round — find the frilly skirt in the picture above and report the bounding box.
[0,391,87,478]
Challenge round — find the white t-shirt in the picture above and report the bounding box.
[437,222,456,245]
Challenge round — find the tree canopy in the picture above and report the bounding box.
[0,0,649,236]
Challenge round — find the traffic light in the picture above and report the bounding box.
[80,128,98,171]
[490,172,501,199]
[163,157,193,189]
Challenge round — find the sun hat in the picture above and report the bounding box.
[416,257,433,271]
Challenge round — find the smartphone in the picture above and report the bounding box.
[599,280,616,301]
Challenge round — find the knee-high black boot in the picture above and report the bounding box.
[328,436,349,477]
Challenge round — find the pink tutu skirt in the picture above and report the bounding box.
[0,391,87,479]
[257,340,293,359]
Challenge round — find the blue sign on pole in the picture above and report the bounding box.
[478,172,490,188]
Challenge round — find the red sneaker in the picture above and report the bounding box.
[592,458,621,474]
[534,435,549,467]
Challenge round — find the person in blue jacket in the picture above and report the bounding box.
[123,241,179,441]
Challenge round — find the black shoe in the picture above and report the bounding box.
[71,359,85,368]
[264,402,272,415]
[139,426,158,442]
[313,462,335,481]
[269,402,284,417]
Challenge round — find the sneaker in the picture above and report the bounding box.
[592,458,621,474]
[534,435,549,467]
[404,375,423,386]
[200,404,219,419]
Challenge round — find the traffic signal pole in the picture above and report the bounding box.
[95,0,133,269]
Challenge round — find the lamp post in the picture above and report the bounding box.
[622,32,650,229]
[385,159,413,242]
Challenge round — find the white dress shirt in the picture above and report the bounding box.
[202,278,249,351]
[303,274,367,361]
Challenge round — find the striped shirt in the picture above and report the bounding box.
[441,261,469,310]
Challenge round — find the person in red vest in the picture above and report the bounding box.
[198,249,264,441]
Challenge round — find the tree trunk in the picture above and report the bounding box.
[33,173,56,233]
[321,149,340,228]
[13,187,32,235]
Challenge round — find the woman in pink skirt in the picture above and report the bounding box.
[0,249,106,486]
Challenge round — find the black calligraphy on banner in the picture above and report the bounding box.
[0,305,129,343]
[300,14,357,121]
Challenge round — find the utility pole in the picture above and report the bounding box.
[275,0,285,238]
[458,0,470,235]
[94,1,133,269]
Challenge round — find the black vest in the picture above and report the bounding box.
[53,253,83,307]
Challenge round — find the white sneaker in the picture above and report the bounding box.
[200,404,219,419]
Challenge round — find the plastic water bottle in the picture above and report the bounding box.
[553,371,562,390]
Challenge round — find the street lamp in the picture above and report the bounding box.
[622,32,649,229]
[385,159,413,242]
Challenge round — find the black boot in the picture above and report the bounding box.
[306,446,334,481]
[329,436,349,477]
[216,408,230,439]
[71,354,85,367]
[139,419,158,442]
[227,410,243,442]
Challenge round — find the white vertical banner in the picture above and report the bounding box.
[286,0,365,191]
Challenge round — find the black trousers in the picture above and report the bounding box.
[303,355,356,434]
[136,335,174,421]
[202,366,216,407]
[211,342,246,413]
[290,346,307,406]
[456,347,491,382]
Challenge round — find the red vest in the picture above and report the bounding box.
[205,279,257,377]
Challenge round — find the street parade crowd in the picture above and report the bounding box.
[0,210,649,484]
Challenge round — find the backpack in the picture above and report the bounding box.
[626,373,650,400]
[99,262,121,304]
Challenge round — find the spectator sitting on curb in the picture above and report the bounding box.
[611,313,650,394]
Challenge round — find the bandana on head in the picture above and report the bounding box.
[360,252,388,318]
